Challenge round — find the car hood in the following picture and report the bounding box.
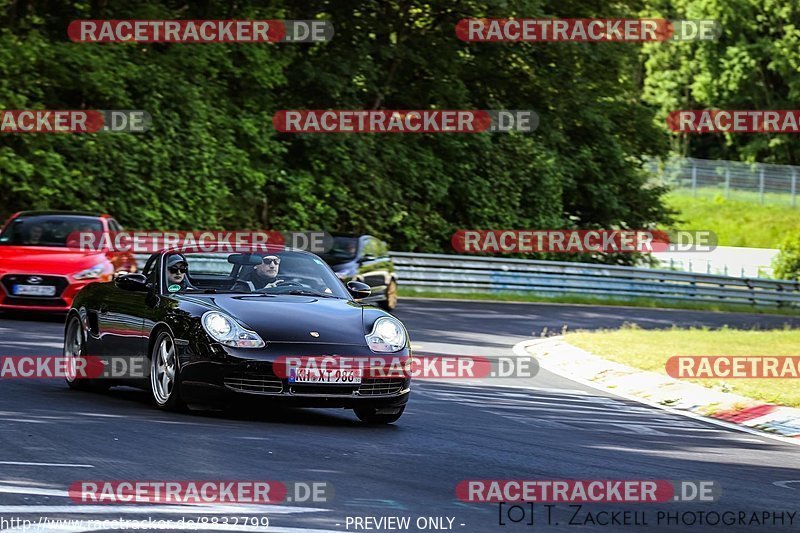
[178,294,367,345]
[0,246,108,274]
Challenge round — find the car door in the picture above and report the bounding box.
[139,254,195,386]
[96,256,151,380]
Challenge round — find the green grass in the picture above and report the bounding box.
[664,189,800,249]
[566,325,800,407]
[398,288,800,316]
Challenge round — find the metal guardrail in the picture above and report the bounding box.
[390,252,800,308]
[134,251,800,308]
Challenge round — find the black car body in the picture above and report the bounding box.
[63,245,411,424]
[319,235,397,311]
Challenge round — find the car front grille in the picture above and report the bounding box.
[288,384,359,395]
[224,373,283,395]
[1,274,70,303]
[358,378,405,396]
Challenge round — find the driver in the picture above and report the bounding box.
[239,254,285,290]
[165,253,195,292]
[26,224,44,245]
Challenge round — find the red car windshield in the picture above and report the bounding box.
[0,215,103,247]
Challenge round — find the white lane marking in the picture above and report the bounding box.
[0,488,325,516]
[774,480,800,489]
[0,505,325,515]
[0,485,70,497]
[0,341,64,349]
[0,462,93,468]
[515,339,800,447]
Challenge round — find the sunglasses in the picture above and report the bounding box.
[169,266,188,274]
[263,258,281,265]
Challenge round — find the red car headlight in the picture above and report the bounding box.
[73,264,107,280]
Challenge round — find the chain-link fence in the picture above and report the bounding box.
[647,157,800,206]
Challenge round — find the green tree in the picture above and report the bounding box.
[0,0,674,264]
[643,0,800,163]
[774,234,800,280]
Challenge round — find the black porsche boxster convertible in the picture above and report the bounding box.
[62,245,411,424]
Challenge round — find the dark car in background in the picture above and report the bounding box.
[319,235,397,311]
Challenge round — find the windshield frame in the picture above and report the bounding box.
[0,214,106,248]
[159,247,352,299]
[318,236,361,265]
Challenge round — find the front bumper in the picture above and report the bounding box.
[178,342,411,409]
[0,274,92,312]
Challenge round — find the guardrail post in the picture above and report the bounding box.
[691,164,697,196]
[724,165,730,198]
[792,169,797,208]
[759,166,765,204]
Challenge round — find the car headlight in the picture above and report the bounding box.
[73,264,106,280]
[365,317,407,353]
[201,311,265,348]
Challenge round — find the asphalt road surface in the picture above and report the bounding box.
[0,299,798,533]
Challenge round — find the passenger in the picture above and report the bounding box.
[165,253,195,292]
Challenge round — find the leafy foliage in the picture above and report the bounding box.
[774,234,800,280]
[643,0,800,163]
[0,0,673,262]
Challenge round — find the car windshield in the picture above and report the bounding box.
[318,237,359,265]
[162,249,350,298]
[0,215,103,247]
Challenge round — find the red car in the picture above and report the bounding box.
[0,211,137,312]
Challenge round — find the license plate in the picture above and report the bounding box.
[289,368,362,385]
[13,284,56,296]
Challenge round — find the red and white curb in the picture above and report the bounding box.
[517,337,800,445]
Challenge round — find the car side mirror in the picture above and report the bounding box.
[115,273,149,292]
[346,281,371,299]
[360,254,376,262]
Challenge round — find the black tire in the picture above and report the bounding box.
[149,330,186,411]
[354,405,405,424]
[378,280,398,311]
[64,315,108,392]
